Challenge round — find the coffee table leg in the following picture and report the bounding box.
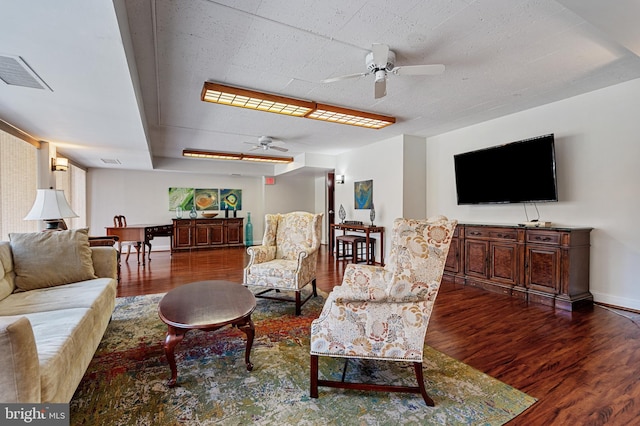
[237,317,255,371]
[164,326,186,386]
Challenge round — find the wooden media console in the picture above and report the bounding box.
[443,223,592,311]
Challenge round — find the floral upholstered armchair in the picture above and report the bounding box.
[244,211,323,315]
[310,216,457,406]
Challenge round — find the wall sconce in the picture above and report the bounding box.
[51,157,69,172]
[335,175,345,184]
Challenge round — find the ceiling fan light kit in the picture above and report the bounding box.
[201,82,395,129]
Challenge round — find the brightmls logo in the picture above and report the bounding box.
[1,404,68,425]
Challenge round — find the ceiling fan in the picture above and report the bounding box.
[322,43,445,99]
[243,136,288,152]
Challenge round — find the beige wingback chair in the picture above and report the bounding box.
[244,211,323,315]
[310,216,457,406]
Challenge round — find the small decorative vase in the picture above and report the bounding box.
[225,209,229,218]
[245,212,253,246]
[175,206,183,219]
[233,208,237,218]
[369,203,375,226]
[338,204,346,223]
[189,206,197,219]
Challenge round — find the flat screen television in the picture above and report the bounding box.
[454,134,558,205]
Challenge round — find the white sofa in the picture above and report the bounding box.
[0,229,118,403]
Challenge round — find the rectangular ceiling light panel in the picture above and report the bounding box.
[307,104,396,129]
[201,82,314,117]
[183,149,293,164]
[201,82,396,129]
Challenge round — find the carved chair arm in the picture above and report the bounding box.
[246,245,276,266]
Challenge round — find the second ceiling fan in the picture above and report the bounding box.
[244,136,288,152]
[323,43,445,99]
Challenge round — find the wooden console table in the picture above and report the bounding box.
[106,223,172,266]
[443,223,592,311]
[330,223,385,266]
[172,218,244,252]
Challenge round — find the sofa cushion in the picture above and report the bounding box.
[23,307,96,402]
[0,278,116,316]
[0,242,15,301]
[9,229,97,291]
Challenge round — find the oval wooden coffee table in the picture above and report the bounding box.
[158,280,257,386]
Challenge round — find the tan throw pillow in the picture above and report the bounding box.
[9,228,97,291]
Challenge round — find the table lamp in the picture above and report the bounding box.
[24,189,78,230]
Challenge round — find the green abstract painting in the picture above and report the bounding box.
[168,187,194,210]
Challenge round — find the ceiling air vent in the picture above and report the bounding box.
[100,159,122,165]
[0,55,52,90]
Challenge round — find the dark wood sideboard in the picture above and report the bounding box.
[171,218,244,252]
[443,223,592,311]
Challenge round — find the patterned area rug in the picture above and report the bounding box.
[70,290,536,425]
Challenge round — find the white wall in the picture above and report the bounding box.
[426,78,640,310]
[403,135,427,219]
[88,168,322,250]
[335,134,418,262]
[88,169,264,250]
[261,173,320,242]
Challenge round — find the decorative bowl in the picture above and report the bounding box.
[201,212,219,218]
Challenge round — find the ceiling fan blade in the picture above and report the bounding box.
[321,73,367,83]
[392,64,445,76]
[248,145,261,151]
[269,145,289,152]
[374,78,387,99]
[371,43,389,67]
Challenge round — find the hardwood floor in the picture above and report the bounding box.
[118,246,640,425]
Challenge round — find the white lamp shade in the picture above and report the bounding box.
[24,189,78,220]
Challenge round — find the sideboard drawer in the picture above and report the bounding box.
[526,231,561,245]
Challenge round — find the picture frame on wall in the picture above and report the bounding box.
[220,188,242,210]
[168,187,194,211]
[354,180,373,209]
[194,189,219,210]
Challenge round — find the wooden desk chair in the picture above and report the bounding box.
[113,215,139,263]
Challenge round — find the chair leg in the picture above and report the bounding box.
[312,279,317,297]
[413,362,435,407]
[310,354,319,398]
[340,358,349,382]
[125,244,130,262]
[295,291,301,316]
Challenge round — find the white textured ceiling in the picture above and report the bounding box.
[1,0,640,176]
